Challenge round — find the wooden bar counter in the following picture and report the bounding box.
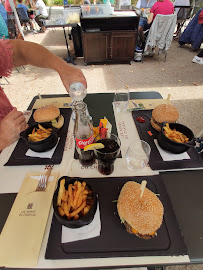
[81,10,139,65]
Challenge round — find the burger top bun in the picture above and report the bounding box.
[152,104,179,124]
[33,105,60,123]
[117,181,164,236]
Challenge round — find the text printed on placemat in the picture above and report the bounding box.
[118,121,129,140]
[64,131,74,151]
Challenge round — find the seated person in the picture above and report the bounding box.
[33,0,48,32]
[24,0,36,20]
[4,0,17,14]
[17,0,36,31]
[0,0,8,25]
[0,13,9,39]
[142,0,174,56]
[0,39,87,152]
[147,0,174,24]
[136,0,157,49]
[25,0,36,9]
[179,7,203,50]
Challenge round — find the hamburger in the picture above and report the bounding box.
[151,104,179,132]
[33,105,64,129]
[117,181,164,240]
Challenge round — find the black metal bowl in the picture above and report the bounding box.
[53,177,97,228]
[20,122,58,152]
[157,122,195,154]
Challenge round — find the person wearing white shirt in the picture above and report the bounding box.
[34,0,48,32]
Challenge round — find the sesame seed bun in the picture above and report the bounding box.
[152,104,179,124]
[33,105,64,129]
[33,105,60,123]
[117,181,164,238]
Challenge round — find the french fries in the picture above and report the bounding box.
[57,178,65,206]
[163,123,189,143]
[28,124,52,142]
[57,180,93,220]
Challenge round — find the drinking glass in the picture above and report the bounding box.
[94,133,121,175]
[114,89,129,112]
[125,140,151,171]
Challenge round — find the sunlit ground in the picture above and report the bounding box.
[2,28,203,136]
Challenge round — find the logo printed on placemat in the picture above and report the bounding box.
[27,203,33,209]
[19,203,36,217]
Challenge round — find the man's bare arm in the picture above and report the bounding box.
[9,39,87,90]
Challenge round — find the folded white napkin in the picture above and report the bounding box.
[25,139,60,159]
[61,202,101,243]
[154,139,190,161]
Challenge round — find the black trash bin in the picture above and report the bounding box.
[71,24,83,57]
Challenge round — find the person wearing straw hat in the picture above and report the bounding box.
[0,39,87,152]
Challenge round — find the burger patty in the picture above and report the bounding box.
[151,118,162,128]
[124,221,155,240]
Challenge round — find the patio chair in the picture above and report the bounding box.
[179,7,203,49]
[7,12,17,39]
[143,14,177,62]
[174,6,193,38]
[17,7,30,30]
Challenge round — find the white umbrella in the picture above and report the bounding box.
[8,0,24,38]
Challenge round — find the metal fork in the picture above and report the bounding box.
[35,167,53,192]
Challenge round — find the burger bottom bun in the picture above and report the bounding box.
[52,115,64,129]
[151,118,161,132]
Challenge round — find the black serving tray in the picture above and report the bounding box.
[132,110,203,171]
[5,108,72,166]
[45,175,187,259]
